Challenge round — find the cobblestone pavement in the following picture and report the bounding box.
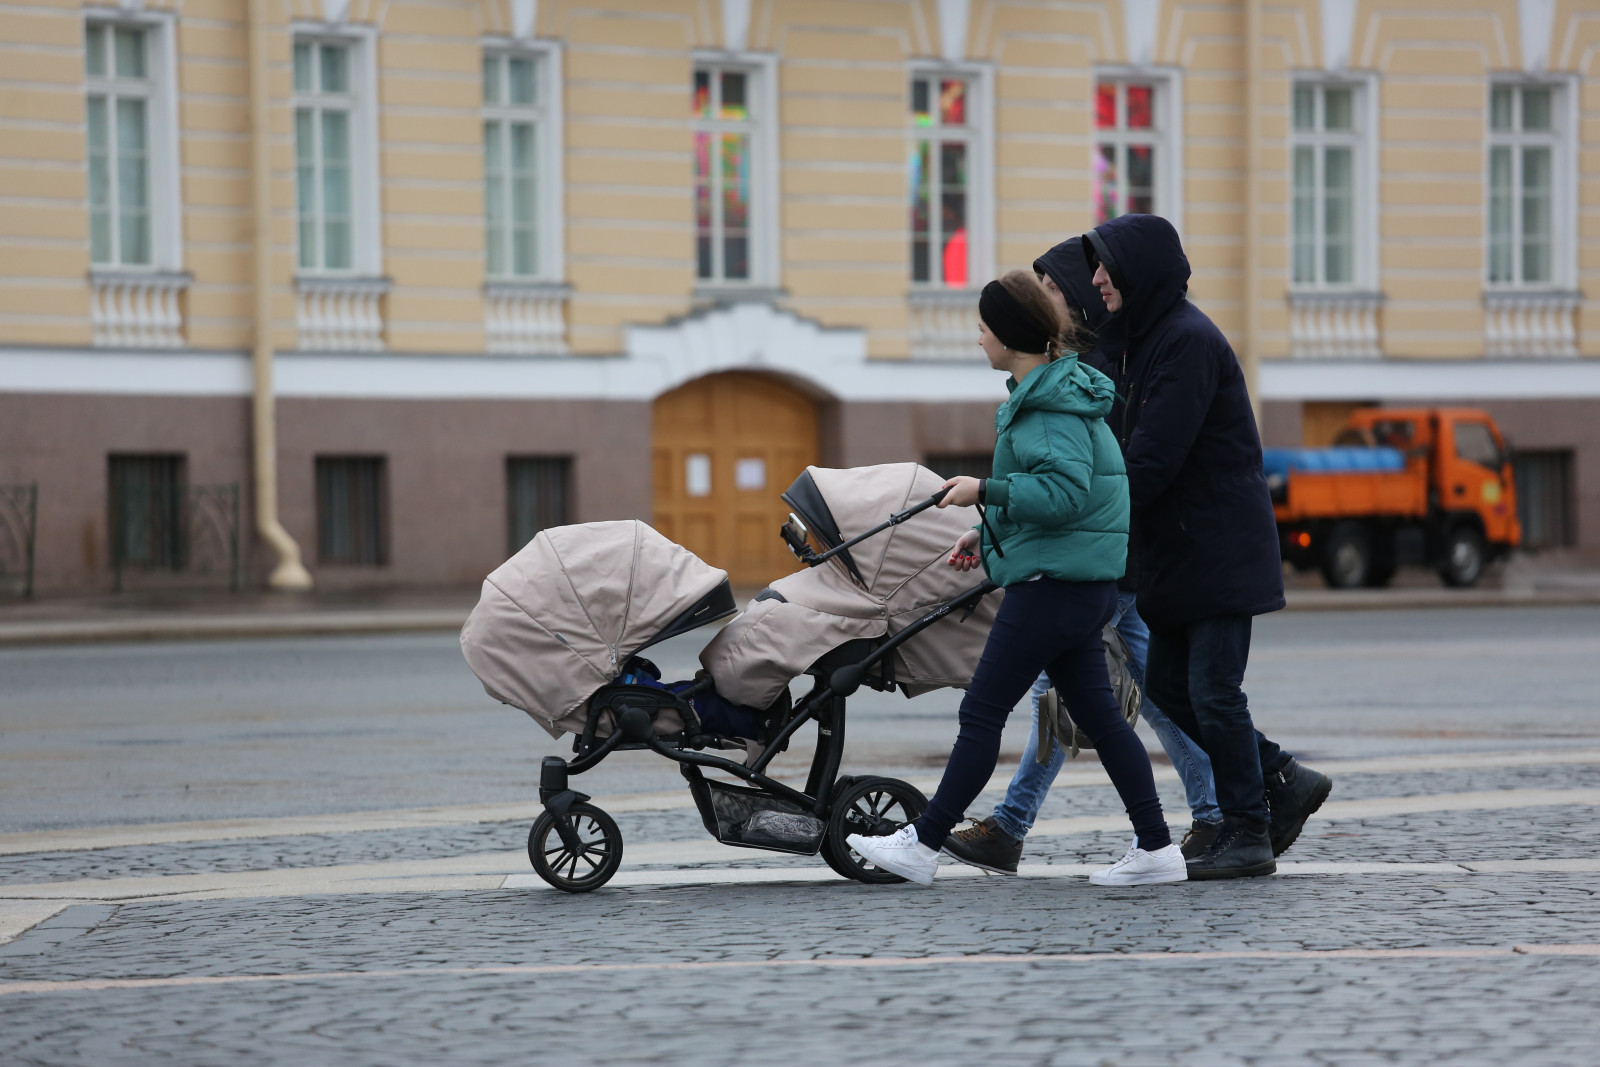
[4,608,1600,1064]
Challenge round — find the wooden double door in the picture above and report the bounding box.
[652,372,818,587]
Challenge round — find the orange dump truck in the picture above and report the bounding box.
[1264,408,1520,588]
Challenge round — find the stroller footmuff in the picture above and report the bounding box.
[460,465,1004,893]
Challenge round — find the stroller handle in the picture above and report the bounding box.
[792,487,953,570]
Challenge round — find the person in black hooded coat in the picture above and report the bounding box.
[1081,214,1330,879]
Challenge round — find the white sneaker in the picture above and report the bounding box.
[845,824,939,886]
[1089,843,1188,886]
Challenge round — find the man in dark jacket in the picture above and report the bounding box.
[1081,214,1331,880]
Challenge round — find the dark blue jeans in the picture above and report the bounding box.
[913,578,1170,853]
[1143,615,1287,825]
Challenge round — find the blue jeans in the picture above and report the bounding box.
[991,592,1222,840]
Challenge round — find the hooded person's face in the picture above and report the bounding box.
[1092,262,1123,313]
[1035,273,1071,323]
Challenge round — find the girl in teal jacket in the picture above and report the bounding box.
[848,271,1181,888]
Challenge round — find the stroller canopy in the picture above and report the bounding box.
[701,463,1003,708]
[461,520,734,736]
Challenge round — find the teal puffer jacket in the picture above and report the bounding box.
[978,355,1130,587]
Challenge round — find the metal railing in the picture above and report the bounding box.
[112,483,240,593]
[0,484,37,598]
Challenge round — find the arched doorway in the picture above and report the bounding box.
[652,371,819,587]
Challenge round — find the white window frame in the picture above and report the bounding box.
[690,52,778,292]
[291,24,381,278]
[1091,67,1183,234]
[1288,73,1379,292]
[481,38,564,283]
[906,61,994,292]
[1485,76,1577,290]
[83,11,182,272]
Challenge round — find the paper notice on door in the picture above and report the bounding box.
[735,457,766,492]
[686,454,712,497]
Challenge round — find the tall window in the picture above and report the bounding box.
[693,65,758,283]
[483,51,547,279]
[1488,83,1561,286]
[1094,81,1160,224]
[1292,84,1360,286]
[294,39,355,272]
[108,453,184,571]
[316,456,387,566]
[507,456,571,553]
[909,74,974,287]
[85,23,152,266]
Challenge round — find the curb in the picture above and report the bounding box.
[1282,586,1600,612]
[0,611,469,647]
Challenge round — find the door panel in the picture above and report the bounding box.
[651,372,820,586]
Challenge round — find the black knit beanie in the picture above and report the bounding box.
[978,279,1052,355]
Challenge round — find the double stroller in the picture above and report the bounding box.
[460,462,1003,892]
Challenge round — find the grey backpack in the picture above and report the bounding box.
[1036,624,1143,763]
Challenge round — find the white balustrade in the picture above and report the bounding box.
[1483,291,1581,358]
[91,271,189,348]
[908,289,980,361]
[485,283,571,355]
[295,277,388,351]
[1289,292,1384,359]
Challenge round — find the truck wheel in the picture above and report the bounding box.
[1320,521,1371,589]
[1438,526,1486,588]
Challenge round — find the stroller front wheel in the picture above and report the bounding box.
[822,776,929,884]
[528,802,624,893]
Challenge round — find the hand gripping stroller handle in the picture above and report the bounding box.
[802,488,953,569]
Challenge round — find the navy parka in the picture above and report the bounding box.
[1081,214,1286,629]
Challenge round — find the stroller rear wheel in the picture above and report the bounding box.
[822,776,928,884]
[528,802,623,893]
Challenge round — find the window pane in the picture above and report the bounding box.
[116,97,150,265]
[114,26,145,79]
[1323,146,1353,284]
[1094,143,1119,224]
[294,42,312,92]
[86,24,107,77]
[322,110,351,270]
[482,54,500,105]
[939,141,966,286]
[911,78,931,125]
[694,130,713,279]
[1522,87,1552,131]
[1487,145,1513,283]
[511,123,537,276]
[320,43,348,94]
[909,139,930,281]
[693,70,711,119]
[1453,422,1501,469]
[295,108,316,269]
[720,71,747,120]
[1323,87,1353,130]
[1292,145,1315,284]
[939,79,966,126]
[484,122,503,275]
[506,457,571,553]
[1292,85,1314,131]
[1125,84,1153,128]
[1127,143,1154,214]
[1490,85,1513,132]
[1521,146,1551,284]
[87,95,111,263]
[722,131,750,279]
[1096,83,1116,129]
[508,57,535,106]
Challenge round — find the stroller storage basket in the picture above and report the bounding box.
[701,780,825,855]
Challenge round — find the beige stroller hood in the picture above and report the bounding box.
[701,463,1003,708]
[461,520,732,737]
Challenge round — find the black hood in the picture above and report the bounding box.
[1033,236,1126,367]
[1082,214,1190,341]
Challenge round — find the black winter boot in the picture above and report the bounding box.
[1185,817,1275,880]
[1265,757,1332,857]
[1180,820,1223,860]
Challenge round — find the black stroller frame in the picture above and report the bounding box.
[528,479,997,893]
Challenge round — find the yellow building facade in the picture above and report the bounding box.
[2,0,1597,591]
